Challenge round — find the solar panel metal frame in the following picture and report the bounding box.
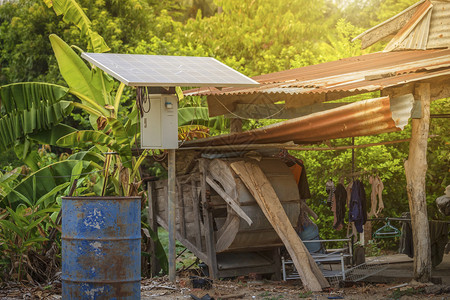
[81,52,259,88]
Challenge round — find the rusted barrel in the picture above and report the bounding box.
[61,196,141,299]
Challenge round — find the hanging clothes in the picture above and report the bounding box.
[326,179,335,207]
[368,175,384,217]
[399,213,414,258]
[346,181,353,207]
[349,180,367,233]
[333,183,347,231]
[430,221,448,267]
[284,155,313,232]
[400,217,449,267]
[279,150,311,200]
[296,161,311,200]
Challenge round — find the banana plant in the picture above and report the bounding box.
[2,159,98,209]
[0,183,66,281]
[0,82,76,170]
[43,0,110,53]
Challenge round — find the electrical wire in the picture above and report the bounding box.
[211,91,286,120]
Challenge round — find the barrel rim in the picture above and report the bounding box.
[62,196,141,200]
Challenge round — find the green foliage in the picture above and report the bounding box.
[0,0,449,283]
[2,160,95,209]
[141,222,169,275]
[0,201,60,281]
[298,291,313,298]
[173,0,332,76]
[318,19,364,61]
[0,1,63,84]
[0,167,22,198]
[0,82,72,152]
[388,287,424,300]
[43,0,110,53]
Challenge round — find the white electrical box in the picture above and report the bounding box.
[140,94,178,149]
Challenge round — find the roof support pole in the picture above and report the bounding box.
[168,149,177,282]
[404,83,431,282]
[230,118,243,133]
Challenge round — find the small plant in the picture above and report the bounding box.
[389,287,424,300]
[258,291,285,300]
[0,179,70,282]
[365,239,382,257]
[298,291,313,298]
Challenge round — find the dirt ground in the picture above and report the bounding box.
[1,277,449,300]
[1,254,449,300]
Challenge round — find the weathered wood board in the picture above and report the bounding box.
[230,160,329,292]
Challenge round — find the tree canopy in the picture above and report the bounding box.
[0,0,448,247]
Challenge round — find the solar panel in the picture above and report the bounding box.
[81,53,259,87]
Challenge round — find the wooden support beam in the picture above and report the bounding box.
[168,149,177,282]
[405,83,432,282]
[180,136,440,152]
[231,161,329,292]
[354,2,421,49]
[200,160,219,279]
[206,176,253,226]
[157,215,209,263]
[176,182,186,239]
[382,76,450,102]
[147,181,161,277]
[230,118,243,132]
[190,178,203,250]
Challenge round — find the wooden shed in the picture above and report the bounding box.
[149,0,450,289]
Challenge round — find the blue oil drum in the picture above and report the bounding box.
[62,196,141,299]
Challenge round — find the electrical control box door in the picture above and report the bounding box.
[140,94,178,149]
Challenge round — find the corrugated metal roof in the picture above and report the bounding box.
[181,95,413,147]
[384,0,433,51]
[427,1,450,49]
[354,0,450,51]
[185,49,450,103]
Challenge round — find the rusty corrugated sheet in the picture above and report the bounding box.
[384,0,433,51]
[427,1,450,49]
[353,0,426,49]
[353,0,450,51]
[182,95,413,147]
[185,49,450,99]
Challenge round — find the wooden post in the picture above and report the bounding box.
[190,179,203,250]
[230,118,243,133]
[200,160,219,279]
[168,149,177,282]
[147,181,161,277]
[404,83,431,282]
[231,161,329,291]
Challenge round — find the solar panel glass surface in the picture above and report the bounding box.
[81,53,259,87]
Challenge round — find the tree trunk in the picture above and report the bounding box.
[404,83,431,282]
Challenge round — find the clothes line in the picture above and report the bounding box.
[368,217,450,224]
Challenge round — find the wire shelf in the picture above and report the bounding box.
[344,258,389,282]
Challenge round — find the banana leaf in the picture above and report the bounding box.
[43,0,109,53]
[2,160,96,209]
[28,123,77,146]
[0,101,73,151]
[68,150,105,166]
[50,34,108,109]
[57,130,118,151]
[106,118,132,169]
[178,106,226,130]
[0,82,69,114]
